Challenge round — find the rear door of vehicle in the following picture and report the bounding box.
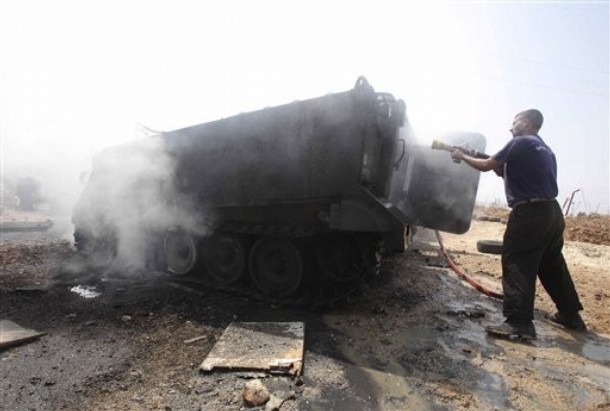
[387,131,487,234]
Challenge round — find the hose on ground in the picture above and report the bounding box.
[435,230,503,300]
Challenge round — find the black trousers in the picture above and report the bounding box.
[502,200,583,322]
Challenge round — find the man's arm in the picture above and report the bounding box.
[451,149,501,172]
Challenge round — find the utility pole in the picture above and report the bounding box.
[564,189,580,217]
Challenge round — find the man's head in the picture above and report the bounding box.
[510,109,544,137]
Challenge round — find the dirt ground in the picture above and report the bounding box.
[1,211,609,410]
[475,205,610,246]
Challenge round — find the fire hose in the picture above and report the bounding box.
[435,230,504,300]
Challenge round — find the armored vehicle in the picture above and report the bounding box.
[72,78,485,305]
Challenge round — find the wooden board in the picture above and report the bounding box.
[0,320,45,350]
[200,322,304,376]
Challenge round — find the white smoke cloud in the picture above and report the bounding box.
[72,135,212,271]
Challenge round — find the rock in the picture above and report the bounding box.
[243,379,270,407]
[265,394,283,411]
[263,391,297,411]
[121,315,132,322]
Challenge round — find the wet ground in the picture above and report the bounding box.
[1,219,609,410]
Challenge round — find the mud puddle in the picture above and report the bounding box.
[540,325,610,365]
[319,287,512,409]
[316,244,610,411]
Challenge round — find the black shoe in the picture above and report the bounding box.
[549,312,587,332]
[486,321,537,341]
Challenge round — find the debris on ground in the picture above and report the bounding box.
[183,335,207,344]
[243,379,270,407]
[1,212,609,410]
[200,322,305,377]
[0,320,46,350]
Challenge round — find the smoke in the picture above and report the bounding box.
[1,127,93,238]
[72,135,211,271]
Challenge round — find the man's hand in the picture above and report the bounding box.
[451,149,465,162]
[450,150,500,172]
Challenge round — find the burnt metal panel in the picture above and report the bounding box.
[164,89,372,207]
[388,132,486,234]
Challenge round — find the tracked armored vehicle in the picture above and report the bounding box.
[72,78,485,306]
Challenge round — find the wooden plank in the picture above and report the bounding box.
[0,320,46,350]
[200,322,304,376]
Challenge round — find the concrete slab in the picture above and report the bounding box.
[0,320,46,350]
[200,322,304,376]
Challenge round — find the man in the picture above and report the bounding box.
[450,109,586,341]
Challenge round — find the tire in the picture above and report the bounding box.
[476,240,503,255]
[201,233,248,286]
[164,230,198,275]
[249,237,304,298]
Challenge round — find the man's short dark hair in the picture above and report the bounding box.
[518,109,544,131]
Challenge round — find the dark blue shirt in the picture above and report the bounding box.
[493,135,558,208]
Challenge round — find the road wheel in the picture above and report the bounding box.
[164,230,198,275]
[201,233,248,286]
[476,240,503,255]
[249,237,303,297]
